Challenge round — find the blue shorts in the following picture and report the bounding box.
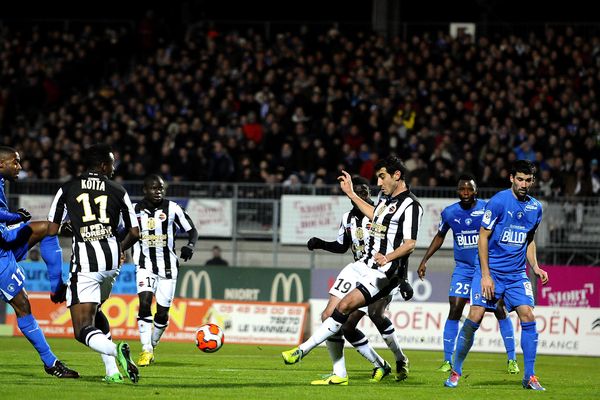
[470,269,534,311]
[448,265,475,298]
[0,254,25,302]
[1,222,30,262]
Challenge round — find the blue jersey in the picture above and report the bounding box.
[0,177,22,226]
[439,199,486,270]
[479,189,542,275]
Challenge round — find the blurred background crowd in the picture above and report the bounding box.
[1,9,599,197]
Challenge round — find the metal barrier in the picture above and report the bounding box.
[6,180,599,266]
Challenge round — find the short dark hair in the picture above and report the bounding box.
[85,143,113,169]
[352,176,371,198]
[374,155,407,181]
[511,160,536,177]
[143,174,165,188]
[0,146,17,160]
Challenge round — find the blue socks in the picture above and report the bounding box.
[521,321,538,378]
[18,314,57,368]
[452,319,479,375]
[498,316,516,360]
[443,319,459,362]
[40,235,64,293]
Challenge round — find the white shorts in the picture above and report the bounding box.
[330,262,373,313]
[67,269,120,307]
[346,261,396,302]
[136,267,177,307]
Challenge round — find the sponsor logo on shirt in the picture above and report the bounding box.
[456,233,478,248]
[525,204,538,210]
[500,228,527,245]
[471,210,484,216]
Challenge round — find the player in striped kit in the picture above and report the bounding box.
[308,176,412,385]
[47,143,140,384]
[133,174,197,367]
[283,156,423,384]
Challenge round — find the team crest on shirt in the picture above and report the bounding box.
[483,210,492,224]
[388,204,397,214]
[147,217,156,230]
[465,218,472,226]
[517,211,524,219]
[158,212,167,221]
[356,228,365,240]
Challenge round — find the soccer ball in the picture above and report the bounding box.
[195,323,224,353]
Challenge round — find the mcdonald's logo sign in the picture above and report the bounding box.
[179,270,213,299]
[270,273,303,302]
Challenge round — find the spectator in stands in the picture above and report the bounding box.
[205,246,229,266]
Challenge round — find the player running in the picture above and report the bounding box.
[133,174,198,367]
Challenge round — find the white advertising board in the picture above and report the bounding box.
[18,195,55,221]
[309,300,600,356]
[186,198,232,237]
[207,301,308,346]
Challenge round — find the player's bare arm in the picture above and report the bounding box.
[478,227,495,299]
[526,240,548,285]
[374,239,416,267]
[338,170,374,220]
[418,232,446,280]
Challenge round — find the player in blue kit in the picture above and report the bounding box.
[444,161,549,391]
[0,146,65,302]
[418,175,519,374]
[0,225,78,378]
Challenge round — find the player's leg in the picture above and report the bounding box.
[440,270,472,371]
[439,296,468,372]
[136,268,156,365]
[5,222,64,295]
[95,306,123,383]
[508,278,545,391]
[493,299,519,374]
[311,294,348,384]
[282,287,367,365]
[151,276,177,350]
[343,310,391,383]
[368,296,409,381]
[1,265,78,378]
[69,270,138,383]
[445,271,494,388]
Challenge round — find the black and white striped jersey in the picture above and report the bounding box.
[337,210,371,261]
[362,189,423,277]
[48,172,138,273]
[132,199,195,278]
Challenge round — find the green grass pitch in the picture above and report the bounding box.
[1,337,598,399]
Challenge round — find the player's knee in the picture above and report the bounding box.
[370,314,391,332]
[76,325,97,345]
[342,327,365,343]
[138,303,152,318]
[154,313,169,326]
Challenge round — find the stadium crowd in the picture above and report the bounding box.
[1,20,599,197]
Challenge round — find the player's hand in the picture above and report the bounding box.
[337,170,354,197]
[119,252,126,266]
[50,283,68,304]
[374,252,389,266]
[534,267,549,285]
[307,237,323,251]
[417,262,427,280]
[58,221,73,236]
[481,274,495,300]
[180,245,194,261]
[16,208,31,222]
[399,279,413,301]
